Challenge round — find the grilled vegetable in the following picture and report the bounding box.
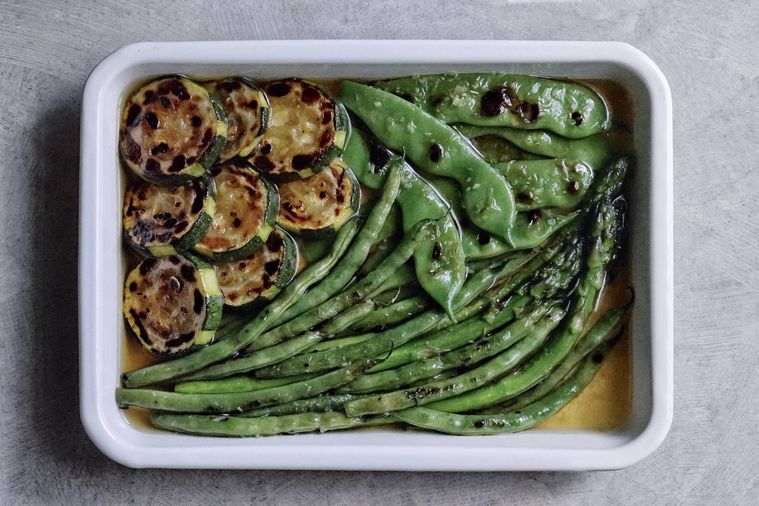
[123,254,223,356]
[276,159,360,237]
[250,79,349,180]
[122,177,215,257]
[216,228,298,309]
[204,77,270,162]
[119,76,227,184]
[195,161,278,262]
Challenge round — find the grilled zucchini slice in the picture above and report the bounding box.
[123,254,223,356]
[216,227,298,309]
[204,77,270,162]
[120,76,227,185]
[122,177,215,257]
[195,161,278,262]
[250,79,350,181]
[277,159,360,237]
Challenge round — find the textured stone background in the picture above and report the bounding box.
[1,0,757,504]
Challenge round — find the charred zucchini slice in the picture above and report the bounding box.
[195,161,278,262]
[216,227,298,309]
[277,159,360,237]
[204,77,270,162]
[123,254,223,356]
[122,177,215,257]
[250,79,350,181]
[120,76,227,185]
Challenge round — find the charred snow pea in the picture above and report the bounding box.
[215,227,297,309]
[204,77,270,162]
[430,174,579,258]
[343,132,466,315]
[276,159,360,237]
[458,126,611,171]
[194,160,278,262]
[374,74,609,139]
[468,134,545,164]
[120,76,227,185]
[340,80,516,239]
[122,176,215,257]
[250,79,350,181]
[123,254,224,356]
[496,159,593,211]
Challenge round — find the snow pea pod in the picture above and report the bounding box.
[469,134,545,164]
[340,80,516,239]
[496,159,593,211]
[431,174,579,259]
[457,126,611,171]
[344,131,466,315]
[374,74,609,139]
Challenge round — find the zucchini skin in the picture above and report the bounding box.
[249,79,351,182]
[119,75,228,186]
[276,160,361,238]
[195,161,279,263]
[204,77,271,162]
[123,253,223,356]
[122,176,217,258]
[217,227,298,311]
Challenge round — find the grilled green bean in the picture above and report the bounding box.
[174,373,316,394]
[117,359,375,413]
[392,352,608,435]
[345,296,430,334]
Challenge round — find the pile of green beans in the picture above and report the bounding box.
[117,73,632,437]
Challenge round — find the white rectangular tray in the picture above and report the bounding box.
[79,40,673,470]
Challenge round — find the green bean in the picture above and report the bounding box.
[392,352,608,435]
[305,333,375,352]
[341,80,516,239]
[367,262,416,298]
[116,359,375,413]
[342,308,565,416]
[457,126,611,170]
[374,74,609,139]
[174,373,316,394]
[345,296,430,334]
[241,393,365,417]
[504,305,626,411]
[150,411,389,437]
[177,331,324,382]
[121,219,360,388]
[343,305,550,394]
[253,247,536,379]
[316,299,377,336]
[248,220,433,349]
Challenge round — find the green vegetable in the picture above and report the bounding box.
[242,393,364,417]
[215,227,298,309]
[345,295,430,334]
[374,74,609,139]
[249,78,350,181]
[468,134,544,164]
[123,253,223,356]
[342,307,565,416]
[392,352,608,435]
[342,304,550,394]
[458,126,611,171]
[175,373,316,394]
[344,133,466,316]
[116,359,375,413]
[276,160,360,237]
[194,161,278,263]
[122,176,216,257]
[120,218,360,388]
[340,80,516,240]
[204,77,270,162]
[497,159,594,211]
[150,411,386,437]
[120,76,227,185]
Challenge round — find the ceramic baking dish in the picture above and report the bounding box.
[79,40,673,470]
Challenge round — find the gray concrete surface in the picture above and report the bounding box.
[1,0,757,504]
